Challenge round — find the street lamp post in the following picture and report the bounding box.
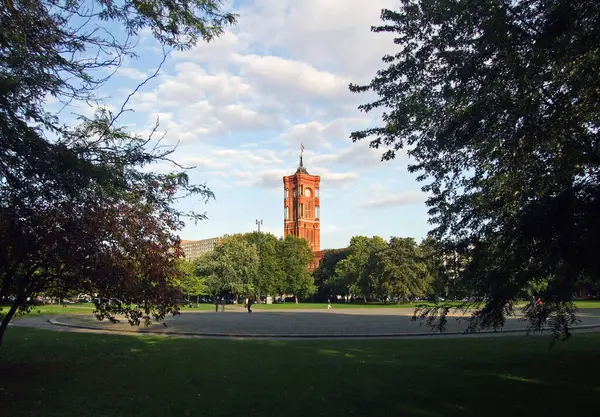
[255,219,263,303]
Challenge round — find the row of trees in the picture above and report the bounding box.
[176,233,457,306]
[314,236,443,303]
[177,233,316,303]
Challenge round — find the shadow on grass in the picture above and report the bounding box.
[1,327,599,417]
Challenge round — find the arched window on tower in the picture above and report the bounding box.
[315,187,319,198]
[316,206,320,219]
[285,188,289,199]
[284,206,289,220]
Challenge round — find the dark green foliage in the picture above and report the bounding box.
[372,237,432,302]
[244,231,282,296]
[193,233,316,302]
[0,0,236,346]
[333,236,388,301]
[350,0,600,337]
[277,234,316,301]
[315,235,437,304]
[312,248,350,301]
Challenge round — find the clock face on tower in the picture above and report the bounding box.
[304,188,311,197]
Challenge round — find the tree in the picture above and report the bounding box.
[334,236,387,302]
[0,0,237,346]
[176,259,207,304]
[195,253,223,297]
[372,237,431,303]
[277,235,316,303]
[350,0,599,338]
[312,248,349,302]
[244,232,282,297]
[419,237,452,300]
[205,234,259,300]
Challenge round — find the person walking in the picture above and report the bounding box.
[327,299,332,310]
[247,297,253,313]
[215,296,220,312]
[221,296,226,312]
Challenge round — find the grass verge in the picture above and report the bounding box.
[1,327,598,417]
[247,300,600,309]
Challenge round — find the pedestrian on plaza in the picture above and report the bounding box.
[507,298,514,315]
[221,296,226,312]
[327,299,332,310]
[247,297,253,313]
[215,296,220,312]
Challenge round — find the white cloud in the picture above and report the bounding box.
[156,62,252,106]
[117,67,149,81]
[234,0,397,81]
[211,148,283,166]
[232,54,351,102]
[361,189,430,209]
[278,117,371,150]
[181,156,231,170]
[172,31,245,71]
[226,164,359,190]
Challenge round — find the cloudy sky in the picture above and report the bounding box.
[62,0,432,249]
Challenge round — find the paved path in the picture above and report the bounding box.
[11,307,600,340]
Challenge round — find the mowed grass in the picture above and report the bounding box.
[6,299,600,319]
[1,327,599,417]
[248,299,600,309]
[5,303,219,319]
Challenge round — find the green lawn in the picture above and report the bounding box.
[243,299,600,309]
[573,300,600,308]
[7,299,600,319]
[248,302,419,309]
[1,327,598,417]
[12,304,95,317]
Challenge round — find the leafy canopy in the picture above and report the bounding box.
[350,0,599,337]
[0,0,236,346]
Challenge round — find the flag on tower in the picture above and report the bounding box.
[301,143,305,153]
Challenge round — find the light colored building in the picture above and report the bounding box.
[180,237,220,261]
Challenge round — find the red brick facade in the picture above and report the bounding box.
[284,155,325,271]
[283,156,321,253]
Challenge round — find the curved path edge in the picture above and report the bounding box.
[39,317,600,340]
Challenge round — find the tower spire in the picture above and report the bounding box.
[297,143,307,173]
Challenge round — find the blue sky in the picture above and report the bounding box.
[54,0,432,249]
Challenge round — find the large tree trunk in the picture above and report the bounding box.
[294,295,298,304]
[0,298,23,348]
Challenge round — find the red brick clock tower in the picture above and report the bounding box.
[283,149,320,252]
